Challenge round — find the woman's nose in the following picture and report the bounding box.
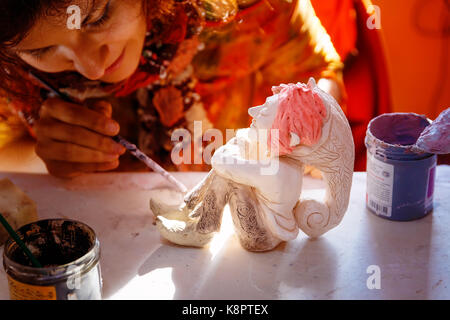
[71,42,109,80]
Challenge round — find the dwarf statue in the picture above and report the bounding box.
[150,78,355,251]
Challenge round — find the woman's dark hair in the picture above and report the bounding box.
[0,0,176,102]
[0,0,74,100]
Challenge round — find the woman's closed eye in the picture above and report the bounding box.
[86,0,113,29]
[26,46,56,60]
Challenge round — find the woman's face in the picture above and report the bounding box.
[13,0,147,83]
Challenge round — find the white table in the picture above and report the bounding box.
[0,140,449,300]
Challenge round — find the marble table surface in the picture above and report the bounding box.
[0,140,449,300]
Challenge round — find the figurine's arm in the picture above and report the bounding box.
[212,135,303,204]
[211,137,271,189]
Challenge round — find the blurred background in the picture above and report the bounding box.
[311,0,449,169]
[0,0,448,171]
[373,0,449,119]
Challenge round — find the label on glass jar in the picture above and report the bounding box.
[366,154,394,217]
[7,275,57,300]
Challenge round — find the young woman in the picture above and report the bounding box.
[0,0,344,178]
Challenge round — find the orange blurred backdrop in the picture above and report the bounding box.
[372,0,449,119]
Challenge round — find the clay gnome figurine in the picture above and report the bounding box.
[150,78,355,251]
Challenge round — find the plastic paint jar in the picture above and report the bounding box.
[365,113,437,221]
[3,219,102,300]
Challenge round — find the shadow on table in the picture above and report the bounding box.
[96,216,164,299]
[137,235,338,299]
[364,208,434,299]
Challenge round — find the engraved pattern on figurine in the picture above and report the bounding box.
[227,182,282,251]
[150,186,216,247]
[292,84,355,238]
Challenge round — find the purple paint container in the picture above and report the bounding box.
[365,113,437,221]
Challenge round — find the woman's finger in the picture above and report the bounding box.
[40,98,119,136]
[86,100,113,118]
[45,160,120,179]
[35,118,125,155]
[36,138,120,163]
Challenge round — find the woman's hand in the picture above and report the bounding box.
[34,98,126,178]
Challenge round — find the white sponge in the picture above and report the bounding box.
[0,179,38,245]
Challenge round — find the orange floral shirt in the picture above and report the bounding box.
[194,0,344,133]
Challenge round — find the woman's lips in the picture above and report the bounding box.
[104,49,125,76]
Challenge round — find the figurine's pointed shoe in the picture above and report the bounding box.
[149,196,185,219]
[150,197,215,248]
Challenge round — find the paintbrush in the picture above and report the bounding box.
[0,213,43,268]
[28,72,188,193]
